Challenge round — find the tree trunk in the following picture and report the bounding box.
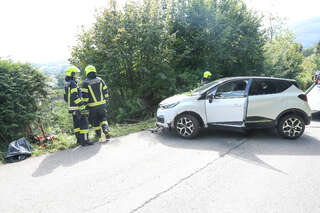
[37,118,47,137]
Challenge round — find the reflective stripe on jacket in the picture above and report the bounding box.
[64,79,83,112]
[81,77,109,108]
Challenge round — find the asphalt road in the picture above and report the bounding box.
[1,115,320,213]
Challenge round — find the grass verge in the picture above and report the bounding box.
[0,118,155,164]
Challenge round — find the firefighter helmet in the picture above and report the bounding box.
[203,71,212,78]
[85,65,97,76]
[65,66,80,77]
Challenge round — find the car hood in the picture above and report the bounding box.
[160,92,199,106]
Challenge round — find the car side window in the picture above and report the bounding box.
[215,80,247,98]
[249,80,277,96]
[275,80,292,93]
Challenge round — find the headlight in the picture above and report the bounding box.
[160,102,179,109]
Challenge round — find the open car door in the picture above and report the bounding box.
[205,79,249,126]
[306,84,320,112]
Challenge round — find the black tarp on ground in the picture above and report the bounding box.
[5,138,32,163]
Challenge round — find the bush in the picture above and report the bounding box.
[0,59,48,144]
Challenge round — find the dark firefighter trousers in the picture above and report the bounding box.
[72,111,89,145]
[88,107,109,137]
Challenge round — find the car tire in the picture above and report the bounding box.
[174,114,200,139]
[277,114,305,139]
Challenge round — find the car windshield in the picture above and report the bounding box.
[191,79,224,94]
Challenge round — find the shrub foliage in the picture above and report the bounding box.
[0,59,48,143]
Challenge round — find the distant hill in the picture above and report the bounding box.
[291,16,320,48]
[33,60,69,76]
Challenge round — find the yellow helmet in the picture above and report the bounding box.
[85,65,96,76]
[65,66,80,77]
[203,71,212,78]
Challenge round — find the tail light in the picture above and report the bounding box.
[298,94,308,102]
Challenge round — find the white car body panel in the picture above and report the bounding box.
[247,85,310,120]
[285,86,312,115]
[157,94,207,128]
[307,84,320,112]
[206,97,246,122]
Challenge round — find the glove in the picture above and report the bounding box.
[79,105,86,111]
[79,105,89,115]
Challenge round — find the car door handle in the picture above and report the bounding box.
[232,104,242,107]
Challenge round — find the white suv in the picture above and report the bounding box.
[156,77,312,139]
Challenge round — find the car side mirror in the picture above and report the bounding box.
[207,93,214,103]
[214,93,222,98]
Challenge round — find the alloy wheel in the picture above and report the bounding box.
[282,117,303,138]
[176,116,194,137]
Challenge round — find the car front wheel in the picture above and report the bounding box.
[175,114,200,139]
[277,114,305,139]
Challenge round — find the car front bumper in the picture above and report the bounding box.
[156,108,176,129]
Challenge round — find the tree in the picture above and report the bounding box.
[0,59,48,144]
[56,73,65,89]
[302,42,317,57]
[71,1,176,122]
[263,30,304,79]
[263,12,286,41]
[316,41,320,54]
[168,0,265,87]
[70,0,266,122]
[296,41,320,90]
[298,57,316,90]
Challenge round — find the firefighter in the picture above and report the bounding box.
[201,71,212,85]
[64,66,93,146]
[81,65,110,141]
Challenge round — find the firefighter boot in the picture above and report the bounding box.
[94,130,102,142]
[78,133,88,146]
[102,124,110,140]
[84,133,95,145]
[75,132,81,145]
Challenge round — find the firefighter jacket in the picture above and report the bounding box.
[201,77,212,85]
[64,77,83,112]
[81,77,109,109]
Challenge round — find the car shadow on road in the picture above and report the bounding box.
[155,120,320,175]
[32,142,106,177]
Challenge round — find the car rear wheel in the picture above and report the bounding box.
[277,114,305,139]
[175,114,200,139]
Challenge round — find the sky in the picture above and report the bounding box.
[245,0,320,24]
[0,0,319,63]
[0,0,109,63]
